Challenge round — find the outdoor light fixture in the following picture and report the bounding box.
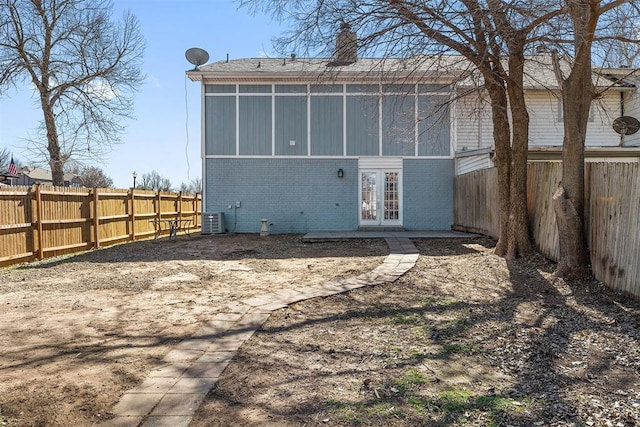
[133,171,137,188]
[338,168,344,178]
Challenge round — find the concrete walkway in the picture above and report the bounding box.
[100,237,420,427]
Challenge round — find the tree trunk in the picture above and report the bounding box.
[485,68,532,259]
[505,49,533,259]
[554,1,596,278]
[40,94,65,187]
[553,185,588,278]
[555,66,590,278]
[484,78,512,257]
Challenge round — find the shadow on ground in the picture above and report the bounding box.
[191,237,640,426]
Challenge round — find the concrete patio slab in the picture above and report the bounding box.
[149,393,207,416]
[162,349,205,363]
[169,377,218,394]
[127,377,179,394]
[100,416,144,427]
[140,415,192,427]
[197,351,236,363]
[147,363,190,379]
[112,393,164,416]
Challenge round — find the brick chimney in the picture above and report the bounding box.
[335,22,357,64]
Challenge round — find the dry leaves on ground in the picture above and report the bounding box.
[192,238,640,427]
[1,235,640,426]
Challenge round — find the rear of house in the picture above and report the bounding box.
[188,44,639,234]
[188,55,458,234]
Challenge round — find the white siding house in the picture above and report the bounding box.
[453,60,640,171]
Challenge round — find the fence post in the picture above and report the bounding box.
[92,188,100,249]
[130,188,136,241]
[178,191,183,222]
[34,184,44,260]
[191,194,196,227]
[196,194,200,228]
[156,190,161,223]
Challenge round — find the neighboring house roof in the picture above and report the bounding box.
[21,167,54,181]
[519,55,638,90]
[595,66,639,86]
[19,167,80,184]
[188,54,637,91]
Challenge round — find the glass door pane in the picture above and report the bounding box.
[383,172,399,220]
[360,171,377,221]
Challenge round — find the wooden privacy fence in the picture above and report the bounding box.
[0,185,201,267]
[453,167,500,238]
[454,162,640,299]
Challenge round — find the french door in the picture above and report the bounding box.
[359,169,402,227]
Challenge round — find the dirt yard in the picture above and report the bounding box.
[1,234,640,426]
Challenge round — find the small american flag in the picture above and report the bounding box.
[8,156,17,176]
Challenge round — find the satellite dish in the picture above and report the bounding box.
[612,116,640,135]
[185,47,209,70]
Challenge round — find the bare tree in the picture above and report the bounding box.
[178,177,202,194]
[0,0,145,186]
[138,170,172,192]
[596,2,640,68]
[0,147,18,172]
[73,165,113,188]
[549,0,636,278]
[242,0,565,259]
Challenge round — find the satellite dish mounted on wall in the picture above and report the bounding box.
[185,47,209,70]
[613,116,640,135]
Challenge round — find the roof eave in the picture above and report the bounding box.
[528,146,640,161]
[186,70,204,82]
[192,70,460,84]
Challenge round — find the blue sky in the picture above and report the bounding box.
[0,0,285,189]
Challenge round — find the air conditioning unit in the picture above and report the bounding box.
[202,212,225,234]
